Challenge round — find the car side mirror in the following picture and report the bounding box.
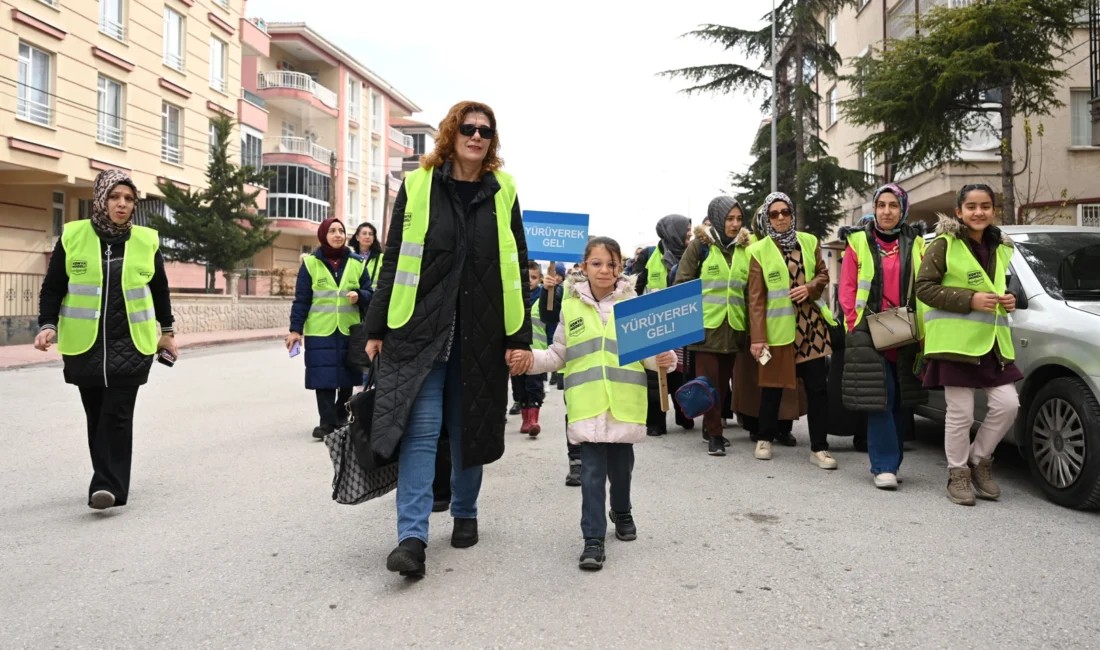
[1007,273,1028,310]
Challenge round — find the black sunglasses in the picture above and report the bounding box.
[459,124,495,139]
[768,208,793,219]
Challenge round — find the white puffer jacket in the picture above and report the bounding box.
[530,274,675,445]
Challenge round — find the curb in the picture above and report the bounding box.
[0,332,285,372]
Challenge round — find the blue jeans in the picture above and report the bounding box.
[580,443,634,539]
[395,339,482,544]
[867,360,905,475]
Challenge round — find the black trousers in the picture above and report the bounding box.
[759,357,830,452]
[434,426,452,503]
[646,369,687,430]
[78,385,140,505]
[315,387,352,428]
[510,374,546,407]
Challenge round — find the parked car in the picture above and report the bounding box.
[914,226,1100,509]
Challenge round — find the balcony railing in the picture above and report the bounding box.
[99,17,126,41]
[249,17,268,33]
[257,71,338,109]
[389,127,413,148]
[97,122,124,147]
[161,141,182,165]
[213,0,229,9]
[347,159,361,175]
[348,103,360,122]
[370,167,383,183]
[241,88,265,109]
[17,96,51,126]
[266,136,334,165]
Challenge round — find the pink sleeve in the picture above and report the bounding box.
[839,245,860,333]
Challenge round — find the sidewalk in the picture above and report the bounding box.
[0,327,286,370]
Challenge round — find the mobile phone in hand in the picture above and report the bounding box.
[157,349,176,367]
[289,340,301,358]
[758,347,772,366]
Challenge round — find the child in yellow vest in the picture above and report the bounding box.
[514,237,676,571]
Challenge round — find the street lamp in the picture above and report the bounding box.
[771,0,778,193]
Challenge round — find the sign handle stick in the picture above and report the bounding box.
[658,366,670,412]
[546,262,556,310]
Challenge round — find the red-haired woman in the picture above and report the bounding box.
[364,101,532,577]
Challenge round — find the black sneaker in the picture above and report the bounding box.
[609,510,637,541]
[776,430,798,447]
[312,425,333,440]
[451,517,478,548]
[565,460,582,487]
[508,401,522,416]
[708,436,727,456]
[386,538,426,577]
[432,498,449,513]
[578,538,605,571]
[646,426,665,437]
[677,415,695,431]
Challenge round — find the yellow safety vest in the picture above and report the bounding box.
[846,230,927,334]
[388,167,523,335]
[748,231,838,346]
[531,302,548,350]
[302,255,364,336]
[645,247,668,293]
[562,297,647,424]
[923,236,1015,360]
[58,220,159,356]
[366,253,383,288]
[700,244,751,332]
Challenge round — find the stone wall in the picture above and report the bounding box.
[1,316,38,346]
[171,294,292,334]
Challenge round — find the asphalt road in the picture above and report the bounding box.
[2,341,1099,649]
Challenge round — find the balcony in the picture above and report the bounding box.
[16,96,51,127]
[388,126,413,154]
[240,17,270,57]
[256,71,339,115]
[264,136,334,170]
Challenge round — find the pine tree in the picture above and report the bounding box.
[151,115,276,291]
[841,0,1087,224]
[661,0,871,235]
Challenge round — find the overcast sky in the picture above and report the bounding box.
[250,0,776,250]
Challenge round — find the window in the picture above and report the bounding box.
[52,191,65,237]
[347,187,359,224]
[161,102,182,164]
[209,37,228,93]
[263,164,331,222]
[370,91,383,132]
[279,60,296,72]
[347,78,361,121]
[97,76,124,147]
[281,120,296,140]
[1071,90,1095,147]
[828,15,837,46]
[827,86,839,127]
[213,0,229,8]
[208,120,219,163]
[163,8,185,72]
[240,125,263,170]
[17,43,52,126]
[99,0,126,41]
[409,133,426,155]
[1082,204,1100,228]
[861,148,876,177]
[347,133,360,174]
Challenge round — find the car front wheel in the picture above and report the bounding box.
[1023,376,1100,509]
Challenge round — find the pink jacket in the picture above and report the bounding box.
[530,274,674,445]
[839,231,901,361]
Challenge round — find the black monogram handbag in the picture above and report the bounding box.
[324,369,398,505]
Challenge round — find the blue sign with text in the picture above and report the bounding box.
[613,280,705,366]
[523,211,589,263]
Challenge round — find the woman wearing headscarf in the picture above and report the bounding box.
[286,217,372,439]
[747,192,838,468]
[34,170,177,510]
[349,222,383,289]
[674,197,752,455]
[838,184,928,490]
[635,214,693,435]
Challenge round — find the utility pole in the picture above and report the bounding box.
[770,0,778,193]
[328,151,337,213]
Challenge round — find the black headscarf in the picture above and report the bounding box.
[655,214,691,269]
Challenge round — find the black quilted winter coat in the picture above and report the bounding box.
[365,162,532,467]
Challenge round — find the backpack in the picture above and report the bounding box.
[675,376,718,419]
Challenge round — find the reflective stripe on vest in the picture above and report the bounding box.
[923,236,1015,360]
[302,255,364,336]
[58,220,160,356]
[531,302,548,350]
[389,167,523,335]
[645,247,667,293]
[366,253,383,288]
[747,231,838,346]
[561,297,647,425]
[699,244,750,331]
[846,230,927,331]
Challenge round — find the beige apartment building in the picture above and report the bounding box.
[244,21,418,269]
[0,0,273,302]
[819,0,1100,230]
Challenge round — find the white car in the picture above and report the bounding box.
[915,226,1100,509]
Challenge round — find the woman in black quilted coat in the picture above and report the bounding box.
[34,169,176,511]
[365,101,532,577]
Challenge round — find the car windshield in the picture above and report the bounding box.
[1015,233,1100,301]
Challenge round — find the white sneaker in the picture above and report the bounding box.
[89,490,115,510]
[754,441,772,460]
[874,473,899,490]
[810,451,838,470]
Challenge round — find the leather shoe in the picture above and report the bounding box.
[451,518,479,548]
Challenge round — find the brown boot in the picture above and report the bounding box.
[527,407,541,437]
[947,467,976,506]
[969,457,1001,500]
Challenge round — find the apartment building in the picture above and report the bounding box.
[0,0,271,298]
[819,0,1100,228]
[244,22,418,264]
